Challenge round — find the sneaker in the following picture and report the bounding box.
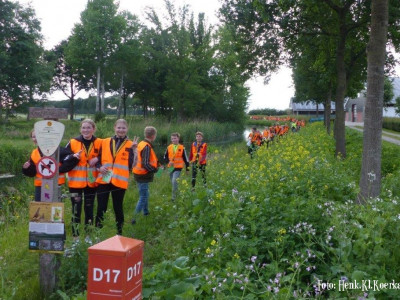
[144,212,150,216]
[84,236,92,244]
[131,219,136,225]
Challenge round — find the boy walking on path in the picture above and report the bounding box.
[247,126,262,158]
[163,133,189,200]
[189,132,207,189]
[132,126,159,224]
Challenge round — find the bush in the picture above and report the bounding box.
[94,111,107,123]
[383,117,400,132]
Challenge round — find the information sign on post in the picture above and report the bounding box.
[28,202,65,253]
[33,119,65,295]
[34,120,65,156]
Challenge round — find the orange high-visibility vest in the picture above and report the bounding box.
[96,137,133,189]
[167,144,185,169]
[31,148,65,186]
[249,132,262,146]
[190,142,207,165]
[68,138,102,188]
[133,140,158,175]
[263,129,271,139]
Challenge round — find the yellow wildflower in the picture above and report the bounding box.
[278,228,286,235]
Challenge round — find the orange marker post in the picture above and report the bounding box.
[87,235,144,300]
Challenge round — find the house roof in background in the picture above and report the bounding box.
[290,77,399,111]
[290,101,336,111]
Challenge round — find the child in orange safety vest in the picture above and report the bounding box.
[22,129,74,202]
[163,132,189,200]
[131,126,159,225]
[95,119,138,235]
[262,126,273,148]
[63,119,102,238]
[189,131,207,188]
[247,127,262,158]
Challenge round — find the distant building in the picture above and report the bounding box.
[345,77,400,122]
[290,100,336,116]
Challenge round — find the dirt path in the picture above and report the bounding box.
[345,121,400,146]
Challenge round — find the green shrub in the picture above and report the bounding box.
[383,117,400,132]
[94,112,107,123]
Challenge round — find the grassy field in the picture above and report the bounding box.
[2,118,400,299]
[0,116,241,299]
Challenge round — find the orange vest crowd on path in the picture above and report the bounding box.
[247,118,306,158]
[22,117,305,239]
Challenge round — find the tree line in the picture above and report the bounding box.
[2,0,400,200]
[26,96,144,117]
[0,0,249,123]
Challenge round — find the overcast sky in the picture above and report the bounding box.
[12,1,298,110]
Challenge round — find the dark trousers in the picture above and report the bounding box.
[192,164,206,188]
[69,187,96,237]
[95,183,126,235]
[248,144,258,158]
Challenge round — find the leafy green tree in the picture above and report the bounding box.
[248,108,286,116]
[140,1,214,120]
[219,0,281,79]
[0,0,48,121]
[210,25,249,123]
[289,32,337,133]
[52,40,86,120]
[162,8,213,120]
[66,0,125,113]
[383,77,394,107]
[395,97,400,115]
[106,11,144,118]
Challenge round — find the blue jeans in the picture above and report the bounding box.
[170,170,181,200]
[135,182,149,215]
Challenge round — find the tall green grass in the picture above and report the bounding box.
[4,118,400,298]
[0,116,243,299]
[383,117,400,132]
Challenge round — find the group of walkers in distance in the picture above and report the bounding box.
[247,118,305,158]
[22,119,208,240]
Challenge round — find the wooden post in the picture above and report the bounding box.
[39,147,61,295]
[34,118,65,295]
